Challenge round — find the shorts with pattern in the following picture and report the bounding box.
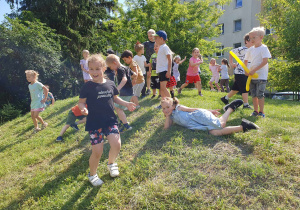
[185,75,201,84]
[151,76,160,89]
[250,80,267,99]
[166,76,177,88]
[89,125,119,145]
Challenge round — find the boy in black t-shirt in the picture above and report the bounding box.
[106,54,137,132]
[78,54,136,187]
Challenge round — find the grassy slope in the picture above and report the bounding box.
[0,89,299,209]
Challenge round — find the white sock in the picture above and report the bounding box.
[225,96,229,100]
[244,103,249,106]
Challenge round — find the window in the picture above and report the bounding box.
[236,0,242,8]
[234,43,241,48]
[215,3,224,10]
[217,23,224,35]
[216,46,224,57]
[234,19,242,32]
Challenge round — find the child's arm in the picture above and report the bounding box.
[78,98,88,115]
[190,59,202,67]
[177,105,199,112]
[218,65,222,72]
[229,53,237,68]
[41,86,49,104]
[131,66,138,85]
[144,61,150,67]
[166,54,172,78]
[113,95,136,111]
[249,58,269,75]
[149,62,152,72]
[178,56,187,65]
[80,64,89,73]
[164,115,173,129]
[117,76,127,91]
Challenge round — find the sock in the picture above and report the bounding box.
[225,96,229,100]
[244,103,249,106]
[170,90,174,98]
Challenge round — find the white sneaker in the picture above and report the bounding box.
[88,173,104,186]
[107,163,120,177]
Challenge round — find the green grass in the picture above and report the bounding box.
[0,89,299,209]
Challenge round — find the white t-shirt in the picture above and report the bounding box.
[231,46,249,75]
[220,65,229,79]
[156,44,172,73]
[173,62,180,81]
[133,55,147,75]
[244,44,271,80]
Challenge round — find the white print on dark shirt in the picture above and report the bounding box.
[97,90,113,99]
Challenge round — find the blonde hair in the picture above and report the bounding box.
[174,55,181,61]
[87,54,106,68]
[192,48,200,53]
[161,97,179,106]
[209,58,216,65]
[134,41,144,53]
[82,49,89,54]
[249,27,265,37]
[25,70,39,79]
[147,29,155,34]
[106,54,120,65]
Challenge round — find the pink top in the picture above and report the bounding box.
[209,65,219,76]
[187,57,200,76]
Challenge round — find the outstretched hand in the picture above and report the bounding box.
[81,108,89,115]
[210,109,221,117]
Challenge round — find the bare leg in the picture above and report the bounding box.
[31,111,38,129]
[227,90,239,98]
[209,81,214,90]
[32,111,45,129]
[160,81,170,98]
[241,93,249,104]
[219,107,234,127]
[89,143,104,176]
[152,89,157,96]
[180,82,188,90]
[215,82,221,92]
[147,71,151,90]
[59,124,70,136]
[258,97,265,113]
[107,133,121,164]
[131,96,139,106]
[196,81,202,93]
[77,117,86,125]
[252,97,259,112]
[209,126,243,136]
[115,107,128,124]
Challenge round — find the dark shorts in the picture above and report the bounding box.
[232,74,248,93]
[158,71,170,82]
[89,125,119,145]
[166,76,177,88]
[145,61,150,72]
[250,80,267,99]
[66,110,85,125]
[151,76,160,89]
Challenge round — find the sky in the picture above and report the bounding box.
[0,0,126,23]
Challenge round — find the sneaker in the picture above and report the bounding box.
[88,173,104,186]
[258,112,265,118]
[241,118,259,132]
[155,104,162,109]
[70,123,79,131]
[56,136,63,142]
[151,95,156,99]
[199,92,203,96]
[33,128,41,133]
[251,111,259,117]
[220,96,229,105]
[177,88,182,94]
[243,104,253,109]
[107,163,120,177]
[119,123,132,133]
[146,89,151,95]
[223,99,243,112]
[42,122,48,129]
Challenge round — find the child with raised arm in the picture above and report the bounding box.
[177,48,203,96]
[149,42,161,99]
[80,50,92,83]
[78,54,136,187]
[220,34,253,109]
[153,30,172,98]
[172,55,186,88]
[25,70,48,132]
[244,27,271,118]
[209,58,221,92]
[218,58,230,93]
[161,97,259,135]
[122,49,145,108]
[44,85,55,107]
[106,54,137,132]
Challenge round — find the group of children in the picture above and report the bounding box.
[25,26,270,187]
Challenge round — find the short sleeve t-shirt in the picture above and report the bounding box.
[209,65,219,77]
[156,44,172,73]
[79,80,119,130]
[172,62,180,81]
[187,57,200,76]
[220,65,229,79]
[129,60,144,84]
[28,81,45,109]
[116,65,134,96]
[143,41,155,62]
[133,55,147,74]
[244,44,271,80]
[105,67,115,81]
[231,46,249,75]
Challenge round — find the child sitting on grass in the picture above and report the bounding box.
[161,97,259,136]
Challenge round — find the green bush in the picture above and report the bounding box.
[0,103,22,123]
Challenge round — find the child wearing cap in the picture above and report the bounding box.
[154,30,172,98]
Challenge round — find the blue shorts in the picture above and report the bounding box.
[89,125,119,145]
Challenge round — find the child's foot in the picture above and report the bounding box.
[151,95,156,99]
[70,124,80,131]
[56,136,63,142]
[146,89,151,95]
[241,118,259,132]
[223,99,243,111]
[251,111,259,117]
[119,123,132,133]
[243,104,253,109]
[258,112,265,118]
[42,122,48,129]
[107,163,120,177]
[33,127,41,133]
[199,92,203,96]
[88,173,104,186]
[177,88,182,94]
[220,96,229,105]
